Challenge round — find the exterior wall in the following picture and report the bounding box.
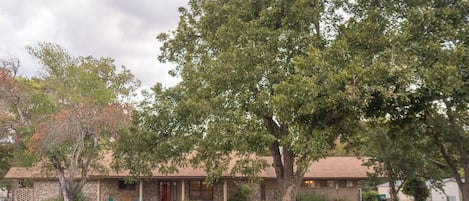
[13,178,363,201]
[430,181,461,201]
[101,179,138,201]
[100,179,160,201]
[33,180,97,201]
[82,181,98,200]
[33,180,59,201]
[378,180,462,201]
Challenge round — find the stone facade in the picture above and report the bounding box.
[13,178,362,201]
[29,180,97,201]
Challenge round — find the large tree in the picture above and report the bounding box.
[342,1,469,201]
[407,1,469,200]
[26,42,139,201]
[113,1,367,201]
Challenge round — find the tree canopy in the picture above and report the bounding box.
[343,1,469,201]
[114,1,469,201]
[114,1,367,201]
[2,42,140,201]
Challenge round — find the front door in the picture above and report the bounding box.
[159,181,176,201]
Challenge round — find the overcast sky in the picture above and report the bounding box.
[0,0,187,88]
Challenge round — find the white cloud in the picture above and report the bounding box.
[0,0,186,88]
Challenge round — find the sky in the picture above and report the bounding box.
[0,0,187,89]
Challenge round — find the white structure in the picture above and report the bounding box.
[0,187,9,200]
[377,178,463,201]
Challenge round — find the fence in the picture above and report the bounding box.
[13,188,34,201]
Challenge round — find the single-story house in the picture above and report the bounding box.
[5,156,372,201]
[377,178,463,201]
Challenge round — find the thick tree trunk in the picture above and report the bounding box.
[280,180,299,201]
[265,117,305,201]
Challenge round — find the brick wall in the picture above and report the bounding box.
[13,178,362,201]
[33,180,97,201]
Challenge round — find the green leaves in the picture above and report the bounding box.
[21,42,139,200]
[124,2,364,194]
[27,43,140,107]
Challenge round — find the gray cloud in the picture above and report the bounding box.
[0,0,186,88]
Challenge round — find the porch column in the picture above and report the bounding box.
[97,179,101,201]
[223,179,228,201]
[181,179,185,201]
[139,180,143,201]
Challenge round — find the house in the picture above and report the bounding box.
[377,178,463,201]
[5,157,371,201]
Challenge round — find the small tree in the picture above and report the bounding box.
[402,178,430,201]
[26,42,139,201]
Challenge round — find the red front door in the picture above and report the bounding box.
[159,181,172,201]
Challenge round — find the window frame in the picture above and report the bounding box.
[188,180,213,201]
[118,180,136,190]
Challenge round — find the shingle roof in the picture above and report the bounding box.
[5,156,372,180]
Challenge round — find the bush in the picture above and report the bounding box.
[297,191,328,201]
[362,190,379,201]
[44,198,61,201]
[228,184,253,201]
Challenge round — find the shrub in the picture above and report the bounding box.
[228,183,253,201]
[362,190,379,201]
[297,191,328,201]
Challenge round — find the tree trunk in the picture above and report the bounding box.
[264,117,305,201]
[51,157,78,201]
[462,183,469,201]
[388,177,399,201]
[385,161,399,201]
[56,168,70,201]
[280,180,299,201]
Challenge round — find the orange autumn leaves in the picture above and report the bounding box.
[30,103,131,153]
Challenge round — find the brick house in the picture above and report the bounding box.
[5,157,371,201]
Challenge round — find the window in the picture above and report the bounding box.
[338,180,347,188]
[301,180,316,188]
[189,180,213,201]
[319,180,328,188]
[336,180,354,188]
[327,180,335,188]
[118,180,136,190]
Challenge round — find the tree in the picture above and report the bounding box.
[341,1,469,201]
[26,42,139,201]
[0,57,44,190]
[114,1,366,201]
[408,1,469,198]
[402,177,430,201]
[351,121,447,201]
[0,57,33,150]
